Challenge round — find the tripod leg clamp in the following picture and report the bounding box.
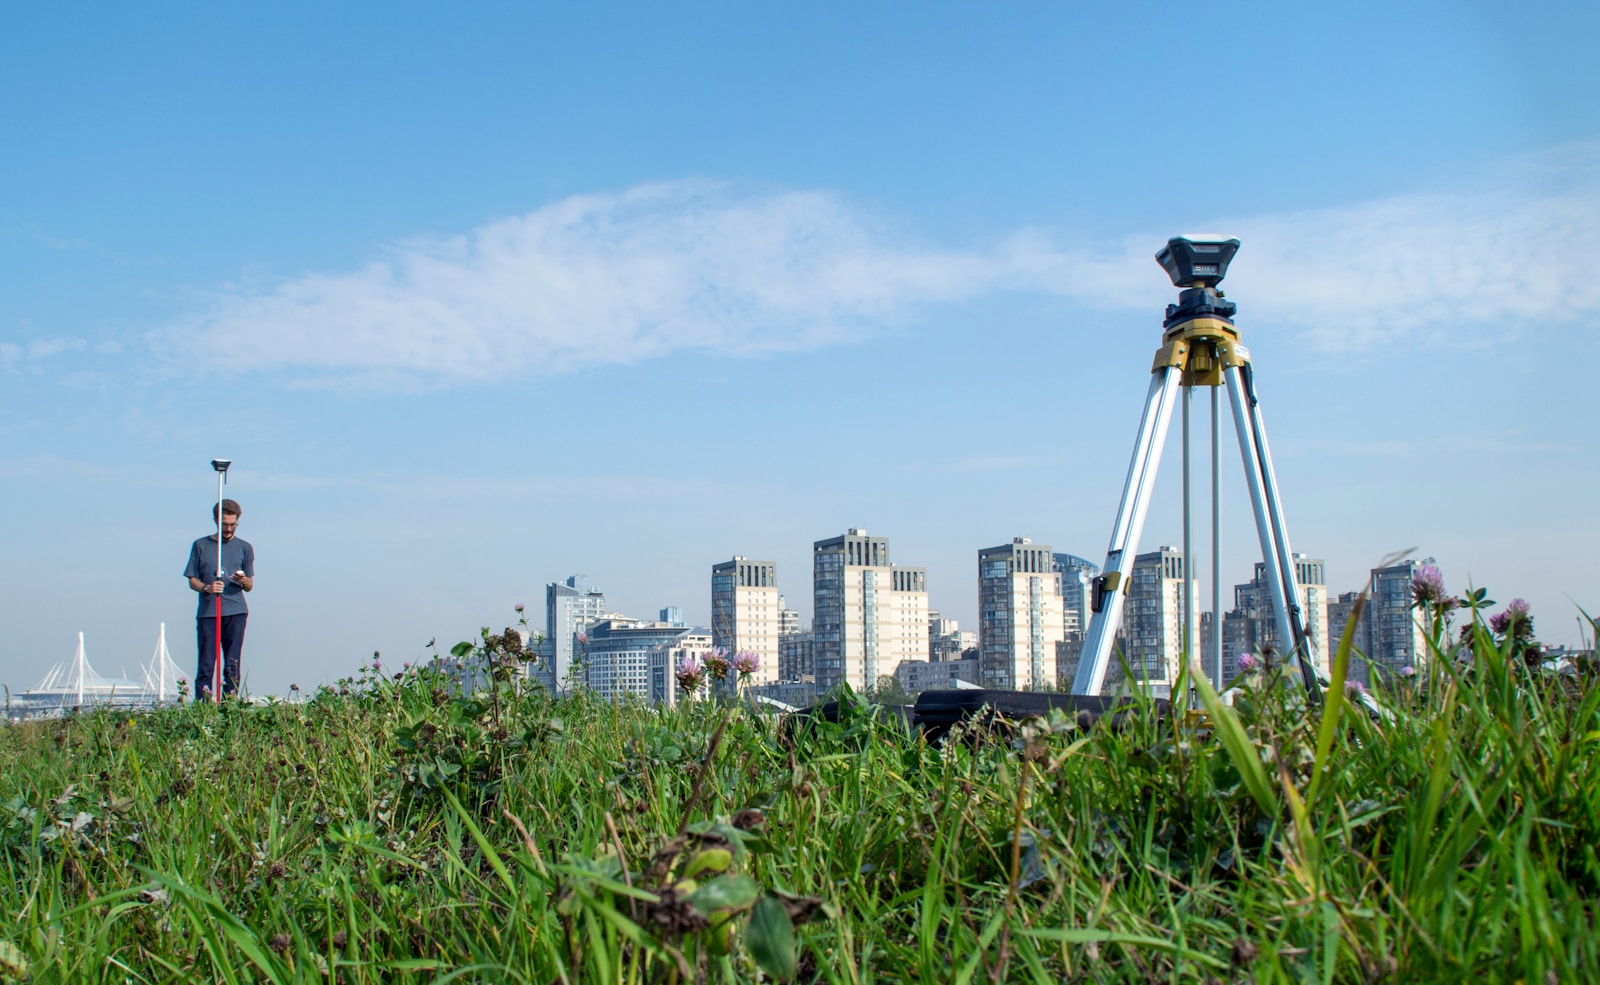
[1151,341,1188,372]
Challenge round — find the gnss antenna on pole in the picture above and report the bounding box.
[1070,237,1325,702]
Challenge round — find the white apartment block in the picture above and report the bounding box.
[813,530,930,692]
[711,557,781,686]
[648,631,714,707]
[978,538,1066,690]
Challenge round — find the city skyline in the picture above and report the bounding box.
[3,4,1597,696]
[522,535,1451,699]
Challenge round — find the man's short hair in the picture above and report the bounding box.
[213,499,243,521]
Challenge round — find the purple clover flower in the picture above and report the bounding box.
[674,652,706,694]
[1411,564,1445,606]
[704,646,731,680]
[515,603,526,613]
[1237,653,1261,673]
[1508,598,1530,617]
[1489,611,1511,634]
[731,650,760,676]
[1397,665,1416,678]
[575,632,589,645]
[1345,680,1368,696]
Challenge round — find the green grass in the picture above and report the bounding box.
[2,614,1597,983]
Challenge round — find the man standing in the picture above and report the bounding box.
[183,498,255,699]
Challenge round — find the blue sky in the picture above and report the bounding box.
[3,2,1598,694]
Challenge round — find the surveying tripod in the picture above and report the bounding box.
[1069,237,1322,701]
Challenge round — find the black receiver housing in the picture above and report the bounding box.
[1157,236,1241,331]
[1156,236,1240,288]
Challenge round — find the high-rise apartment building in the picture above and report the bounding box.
[978,538,1066,690]
[1327,590,1368,683]
[710,557,781,685]
[776,593,811,681]
[812,529,929,692]
[1122,547,1196,687]
[778,631,814,681]
[546,575,606,691]
[1326,559,1434,683]
[1366,557,1433,680]
[778,597,801,637]
[1220,555,1330,680]
[1053,553,1100,638]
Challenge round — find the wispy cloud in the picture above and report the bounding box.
[159,144,1600,387]
[159,181,1009,387]
[0,336,88,372]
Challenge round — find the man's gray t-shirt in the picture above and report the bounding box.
[185,535,255,618]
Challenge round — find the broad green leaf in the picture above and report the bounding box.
[746,894,797,981]
[688,873,761,916]
[682,848,733,880]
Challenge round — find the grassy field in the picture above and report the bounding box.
[2,603,1597,984]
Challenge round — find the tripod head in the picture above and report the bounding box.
[1158,236,1240,332]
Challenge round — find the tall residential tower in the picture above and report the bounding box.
[710,557,781,685]
[812,530,929,691]
[546,575,606,691]
[978,538,1065,690]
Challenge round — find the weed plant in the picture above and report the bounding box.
[1,600,1597,983]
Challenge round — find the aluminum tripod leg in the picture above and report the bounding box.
[1182,386,1194,706]
[1073,365,1183,696]
[1210,386,1223,689]
[1224,362,1321,696]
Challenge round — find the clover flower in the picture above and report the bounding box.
[575,632,589,645]
[731,650,761,676]
[515,603,525,613]
[1397,666,1416,678]
[675,652,706,693]
[1411,564,1446,606]
[1508,598,1530,617]
[704,646,731,680]
[1237,653,1261,673]
[1489,611,1511,634]
[1345,680,1368,696]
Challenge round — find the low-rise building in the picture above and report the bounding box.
[895,657,981,694]
[647,631,715,706]
[585,617,700,701]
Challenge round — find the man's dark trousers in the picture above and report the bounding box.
[196,614,247,697]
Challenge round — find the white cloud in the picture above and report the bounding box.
[161,181,1007,387]
[161,145,1600,386]
[0,336,88,372]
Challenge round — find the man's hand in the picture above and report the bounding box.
[208,580,225,594]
